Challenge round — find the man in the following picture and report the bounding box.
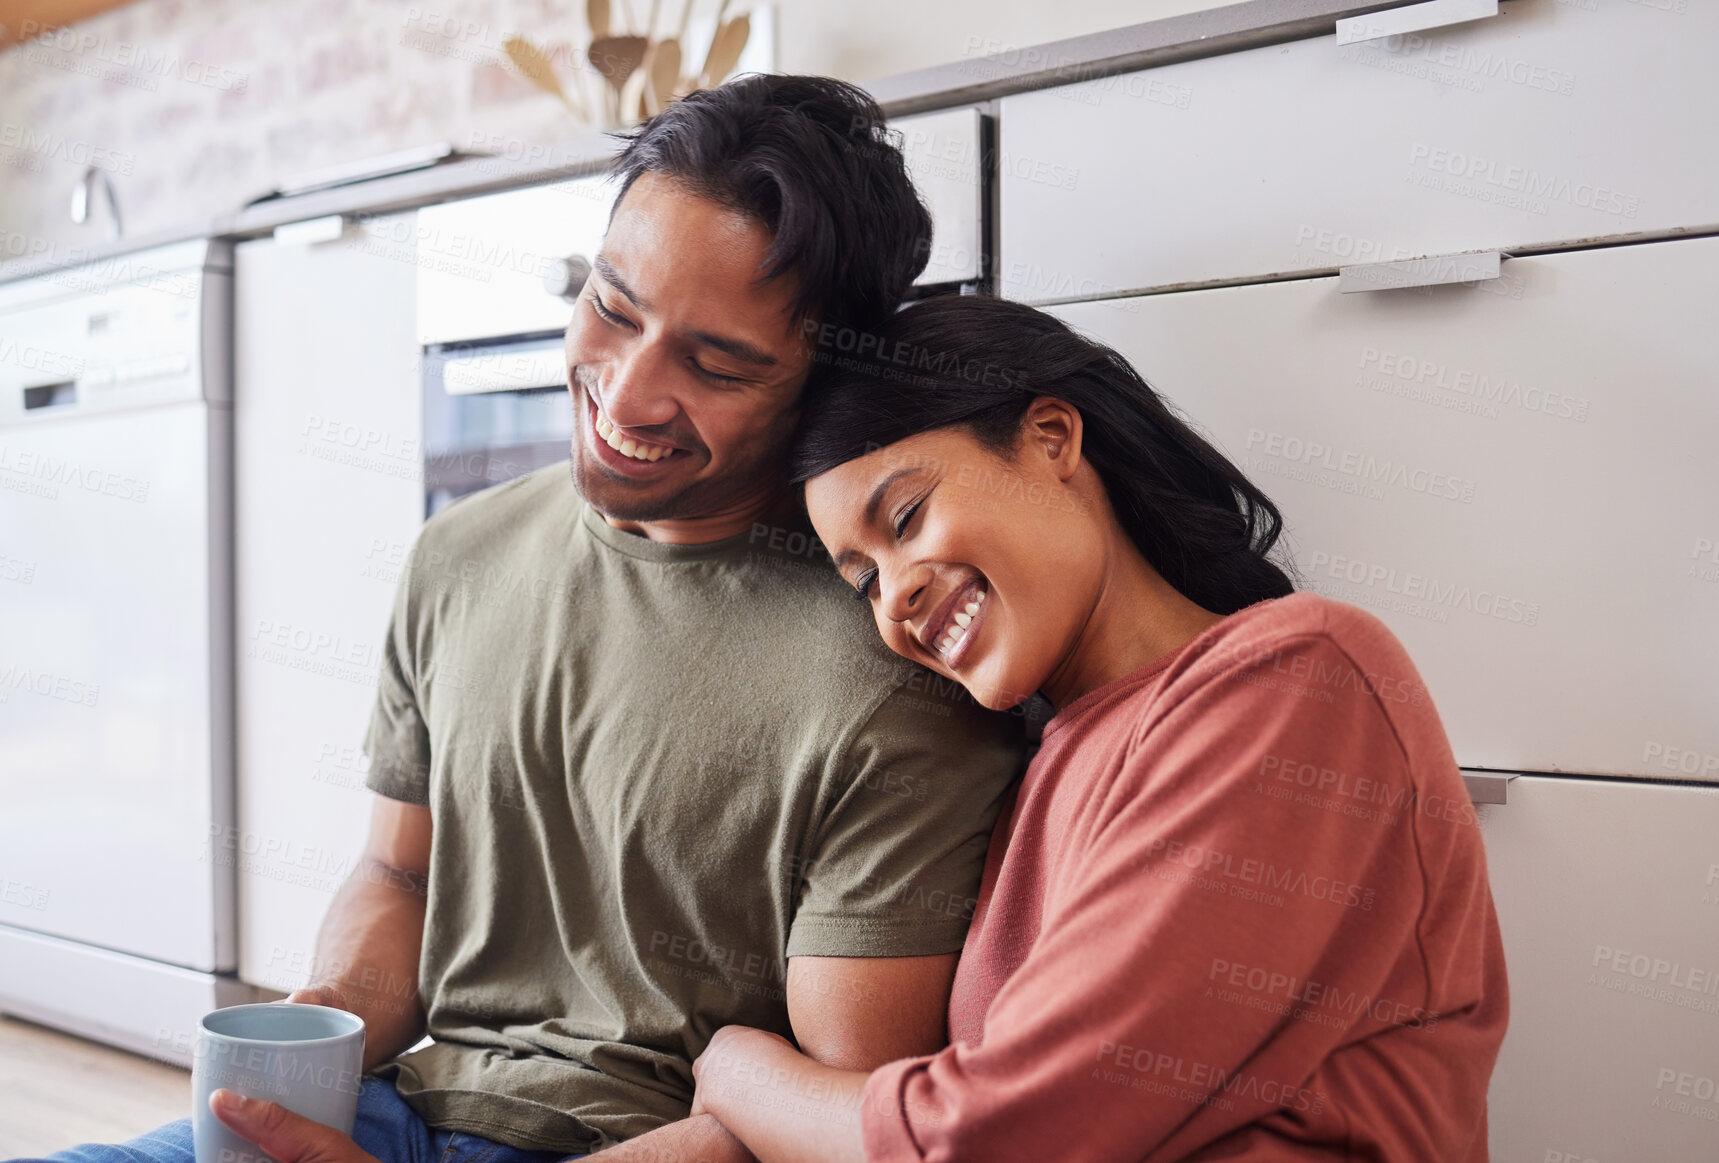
[36,76,1022,1163]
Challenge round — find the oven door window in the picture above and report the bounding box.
[423,336,574,515]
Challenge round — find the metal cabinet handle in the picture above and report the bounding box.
[272,215,345,246]
[1336,0,1500,46]
[1462,772,1516,805]
[1338,250,1502,293]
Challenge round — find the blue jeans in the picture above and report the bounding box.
[22,1076,584,1163]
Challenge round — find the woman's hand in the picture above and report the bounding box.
[690,1026,869,1163]
[691,1025,797,1119]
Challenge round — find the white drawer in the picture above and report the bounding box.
[1479,776,1719,1162]
[1003,0,1719,302]
[1050,236,1719,779]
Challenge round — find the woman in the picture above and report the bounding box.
[690,295,1508,1162]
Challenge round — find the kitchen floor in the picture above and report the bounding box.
[0,1013,191,1158]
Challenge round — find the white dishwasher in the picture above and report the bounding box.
[0,238,261,1063]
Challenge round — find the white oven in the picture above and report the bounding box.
[416,173,616,514]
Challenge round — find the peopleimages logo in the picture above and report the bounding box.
[1142,836,1377,911]
[0,664,99,707]
[1358,347,1590,423]
[0,123,135,175]
[18,20,248,93]
[1407,144,1640,218]
[1641,742,1719,780]
[1691,536,1719,583]
[1245,429,1477,504]
[1258,753,1415,813]
[1345,33,1577,95]
[1654,1066,1719,1120]
[0,444,150,503]
[1592,945,1719,996]
[1093,1042,1325,1114]
[1303,550,1541,628]
[1207,957,1437,1030]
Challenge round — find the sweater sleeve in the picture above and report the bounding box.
[859,629,1486,1163]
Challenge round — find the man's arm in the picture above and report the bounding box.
[645,679,1016,1160]
[599,953,957,1162]
[783,953,954,1066]
[287,795,432,1072]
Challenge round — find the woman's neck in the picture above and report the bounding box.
[1039,538,1227,712]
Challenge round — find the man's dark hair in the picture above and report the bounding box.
[611,74,932,333]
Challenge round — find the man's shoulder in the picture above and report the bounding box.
[412,463,576,564]
[727,523,922,689]
[742,559,1021,754]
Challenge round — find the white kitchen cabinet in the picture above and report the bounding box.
[894,107,985,287]
[1050,235,1719,780]
[233,215,424,993]
[1478,775,1719,1161]
[1000,0,1719,301]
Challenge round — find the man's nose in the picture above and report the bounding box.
[600,345,679,430]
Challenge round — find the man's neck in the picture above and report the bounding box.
[600,487,800,545]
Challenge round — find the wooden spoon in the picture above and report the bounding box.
[651,0,697,105]
[645,39,682,114]
[700,12,749,87]
[589,34,650,120]
[505,36,585,120]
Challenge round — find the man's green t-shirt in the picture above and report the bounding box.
[362,464,1025,1153]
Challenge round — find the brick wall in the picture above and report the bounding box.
[0,0,1216,258]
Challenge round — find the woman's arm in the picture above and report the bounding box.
[692,1026,872,1163]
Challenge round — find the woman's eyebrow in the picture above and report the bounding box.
[864,467,922,526]
[831,547,867,574]
[829,466,925,574]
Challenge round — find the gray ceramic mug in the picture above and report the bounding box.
[191,1002,366,1163]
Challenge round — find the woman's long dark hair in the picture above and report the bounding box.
[788,295,1294,616]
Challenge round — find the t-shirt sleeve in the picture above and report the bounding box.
[785,681,1025,959]
[362,555,432,805]
[859,631,1479,1163]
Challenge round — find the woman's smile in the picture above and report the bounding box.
[920,577,989,669]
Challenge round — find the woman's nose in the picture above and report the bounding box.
[880,561,932,624]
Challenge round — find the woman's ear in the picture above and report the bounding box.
[1022,397,1084,482]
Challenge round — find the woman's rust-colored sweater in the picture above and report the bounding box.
[861,593,1508,1162]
